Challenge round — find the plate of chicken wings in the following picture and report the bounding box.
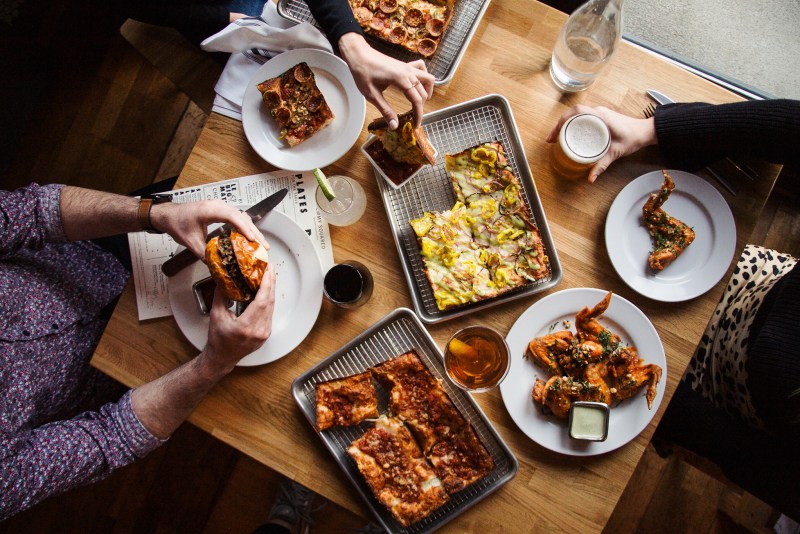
[500,288,666,456]
[605,169,736,302]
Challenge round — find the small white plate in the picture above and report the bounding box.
[241,48,366,172]
[361,134,437,190]
[500,288,666,456]
[168,210,323,366]
[605,170,736,302]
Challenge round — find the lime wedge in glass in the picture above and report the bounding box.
[314,168,336,201]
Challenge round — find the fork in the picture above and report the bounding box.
[642,103,739,196]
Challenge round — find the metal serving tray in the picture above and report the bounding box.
[291,308,518,534]
[276,0,491,85]
[375,94,562,324]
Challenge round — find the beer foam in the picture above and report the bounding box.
[564,115,610,159]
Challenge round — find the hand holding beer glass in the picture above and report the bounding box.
[550,113,610,180]
[547,105,659,183]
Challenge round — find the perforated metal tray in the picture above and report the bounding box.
[291,308,518,534]
[276,0,490,85]
[375,94,562,324]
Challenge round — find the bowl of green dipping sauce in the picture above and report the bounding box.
[569,401,610,441]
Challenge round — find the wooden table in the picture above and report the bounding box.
[93,1,781,530]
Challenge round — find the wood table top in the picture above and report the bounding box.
[92,1,780,530]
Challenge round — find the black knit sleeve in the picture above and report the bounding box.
[306,0,364,54]
[654,99,800,171]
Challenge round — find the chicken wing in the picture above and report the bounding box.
[532,372,611,419]
[642,170,696,271]
[607,347,662,409]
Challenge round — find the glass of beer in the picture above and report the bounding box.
[444,325,510,392]
[551,113,610,180]
[323,261,374,309]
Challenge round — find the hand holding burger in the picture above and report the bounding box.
[205,230,270,301]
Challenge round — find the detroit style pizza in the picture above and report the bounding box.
[410,142,550,311]
[348,415,449,527]
[323,352,494,527]
[256,62,334,147]
[348,0,456,57]
[315,371,379,431]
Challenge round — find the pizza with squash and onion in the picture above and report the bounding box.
[409,142,550,311]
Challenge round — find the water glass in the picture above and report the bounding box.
[315,175,367,226]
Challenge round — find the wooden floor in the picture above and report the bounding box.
[2,2,798,532]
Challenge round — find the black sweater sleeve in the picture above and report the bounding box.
[306,0,363,54]
[654,99,800,171]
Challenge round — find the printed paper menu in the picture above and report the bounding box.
[128,171,333,320]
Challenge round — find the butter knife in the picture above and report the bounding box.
[161,187,289,277]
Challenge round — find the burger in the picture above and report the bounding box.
[205,230,269,302]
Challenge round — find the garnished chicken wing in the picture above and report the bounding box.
[642,170,695,271]
[527,291,662,418]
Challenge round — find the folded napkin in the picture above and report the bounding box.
[201,1,333,120]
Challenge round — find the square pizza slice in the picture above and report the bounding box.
[366,110,438,186]
[372,352,466,452]
[427,424,495,494]
[368,110,436,167]
[256,62,334,147]
[315,371,379,431]
[445,142,515,202]
[409,202,492,310]
[348,416,449,527]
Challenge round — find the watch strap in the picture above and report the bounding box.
[137,198,163,233]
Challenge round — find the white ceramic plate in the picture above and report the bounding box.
[168,210,323,366]
[500,288,666,456]
[605,170,736,302]
[360,134,438,190]
[241,48,366,172]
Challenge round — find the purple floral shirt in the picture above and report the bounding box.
[0,184,163,520]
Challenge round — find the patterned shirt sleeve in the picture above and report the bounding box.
[0,391,165,520]
[0,183,66,257]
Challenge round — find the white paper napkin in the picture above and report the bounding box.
[201,2,333,120]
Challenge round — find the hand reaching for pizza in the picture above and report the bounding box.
[338,33,435,130]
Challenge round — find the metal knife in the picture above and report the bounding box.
[161,187,288,277]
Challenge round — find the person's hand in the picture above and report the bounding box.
[203,263,277,372]
[151,200,267,259]
[546,105,658,183]
[338,32,435,129]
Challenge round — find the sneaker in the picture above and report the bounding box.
[267,478,318,534]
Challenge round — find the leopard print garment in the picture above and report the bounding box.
[684,245,797,429]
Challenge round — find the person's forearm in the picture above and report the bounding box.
[337,32,369,66]
[60,186,142,240]
[655,99,800,170]
[130,350,235,439]
[59,186,174,240]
